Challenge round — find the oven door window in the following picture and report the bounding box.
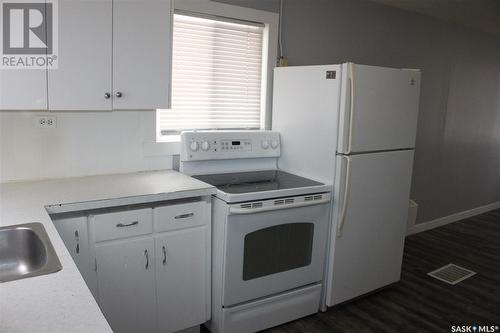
[242,223,314,281]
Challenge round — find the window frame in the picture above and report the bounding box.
[156,0,279,142]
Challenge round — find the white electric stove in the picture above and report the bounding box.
[179,130,332,333]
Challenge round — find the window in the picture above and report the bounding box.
[157,14,266,138]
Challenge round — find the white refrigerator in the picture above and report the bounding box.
[272,63,421,307]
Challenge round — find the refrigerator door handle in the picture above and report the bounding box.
[346,63,355,154]
[337,155,352,237]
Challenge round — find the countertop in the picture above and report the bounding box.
[0,170,215,333]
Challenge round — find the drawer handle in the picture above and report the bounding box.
[116,221,139,228]
[162,245,168,265]
[174,213,194,220]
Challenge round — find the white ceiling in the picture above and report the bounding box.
[368,0,500,36]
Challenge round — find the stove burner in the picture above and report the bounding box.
[192,170,323,194]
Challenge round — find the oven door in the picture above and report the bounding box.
[223,201,330,307]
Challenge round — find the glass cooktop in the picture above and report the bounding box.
[192,170,323,194]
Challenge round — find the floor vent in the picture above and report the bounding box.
[427,264,476,285]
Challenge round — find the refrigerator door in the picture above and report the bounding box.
[337,63,421,154]
[325,149,414,306]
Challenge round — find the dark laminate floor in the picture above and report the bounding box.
[261,209,500,333]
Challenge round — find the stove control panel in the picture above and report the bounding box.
[220,139,252,152]
[180,131,280,161]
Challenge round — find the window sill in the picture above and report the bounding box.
[143,140,180,157]
[156,134,181,143]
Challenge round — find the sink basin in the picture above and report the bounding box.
[0,223,62,283]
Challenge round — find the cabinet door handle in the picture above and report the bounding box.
[144,249,149,270]
[174,213,194,220]
[162,245,167,265]
[104,92,111,99]
[74,230,80,254]
[116,221,139,228]
[115,92,123,98]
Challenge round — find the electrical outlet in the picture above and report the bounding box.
[46,116,57,128]
[35,116,57,129]
[36,117,46,128]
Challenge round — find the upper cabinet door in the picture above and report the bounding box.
[0,70,47,110]
[0,0,48,110]
[48,0,112,110]
[112,0,172,110]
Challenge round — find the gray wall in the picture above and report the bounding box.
[217,0,500,224]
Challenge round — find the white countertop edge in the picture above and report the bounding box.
[45,187,216,214]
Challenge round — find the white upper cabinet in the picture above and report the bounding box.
[48,0,113,111]
[0,1,48,110]
[0,70,48,110]
[112,0,172,109]
[46,0,171,111]
[1,0,171,111]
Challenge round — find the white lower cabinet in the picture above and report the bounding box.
[96,237,157,333]
[156,227,208,333]
[52,216,98,298]
[83,199,211,333]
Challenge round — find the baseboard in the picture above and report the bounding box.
[407,201,500,235]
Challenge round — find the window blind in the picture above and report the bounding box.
[158,14,265,135]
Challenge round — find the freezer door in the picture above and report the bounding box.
[325,150,414,306]
[337,63,421,154]
[272,65,342,184]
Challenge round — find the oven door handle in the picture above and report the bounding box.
[229,197,331,215]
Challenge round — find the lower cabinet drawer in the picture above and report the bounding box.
[92,208,153,242]
[154,201,207,233]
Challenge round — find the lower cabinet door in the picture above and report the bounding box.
[96,237,157,333]
[52,216,98,299]
[156,227,208,333]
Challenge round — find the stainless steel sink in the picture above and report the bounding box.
[0,223,62,283]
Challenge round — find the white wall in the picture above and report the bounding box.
[0,111,173,182]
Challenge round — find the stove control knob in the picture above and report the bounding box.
[271,140,279,149]
[261,140,269,149]
[201,141,210,151]
[189,141,199,152]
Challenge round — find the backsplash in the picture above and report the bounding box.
[0,110,172,183]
